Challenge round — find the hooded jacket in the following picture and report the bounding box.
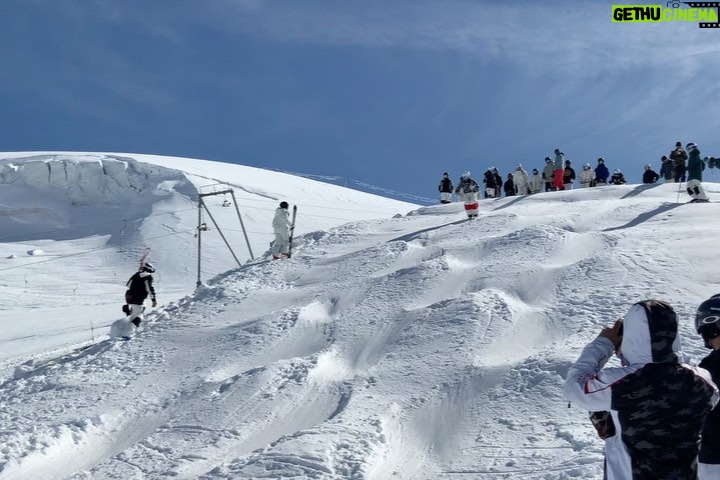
[513,167,529,193]
[564,300,718,480]
[273,207,291,237]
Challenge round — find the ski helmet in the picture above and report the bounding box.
[676,141,682,147]
[461,171,471,179]
[280,201,289,209]
[644,164,651,169]
[583,163,591,169]
[443,172,449,177]
[143,262,155,273]
[696,294,720,347]
[597,157,605,164]
[686,142,697,150]
[613,169,621,174]
[545,157,552,163]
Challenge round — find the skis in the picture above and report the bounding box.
[139,247,151,271]
[287,205,298,258]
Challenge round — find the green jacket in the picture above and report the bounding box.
[687,148,705,182]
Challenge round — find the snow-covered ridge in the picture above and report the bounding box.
[0,153,189,206]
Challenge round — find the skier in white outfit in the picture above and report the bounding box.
[529,169,544,194]
[513,164,530,195]
[579,163,595,188]
[271,201,292,259]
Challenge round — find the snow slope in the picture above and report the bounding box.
[1,156,719,479]
[0,152,418,368]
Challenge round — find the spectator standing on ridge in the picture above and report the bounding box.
[455,171,480,218]
[578,163,595,188]
[642,164,659,184]
[529,168,544,194]
[542,157,555,192]
[686,142,709,203]
[552,149,565,191]
[123,262,157,328]
[438,172,453,204]
[563,160,576,190]
[483,167,499,198]
[492,168,503,198]
[513,164,530,195]
[694,295,720,479]
[564,300,718,480]
[271,201,292,260]
[610,169,626,185]
[659,155,674,183]
[595,158,610,186]
[671,141,688,183]
[503,173,516,196]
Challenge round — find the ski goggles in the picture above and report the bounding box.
[698,324,720,341]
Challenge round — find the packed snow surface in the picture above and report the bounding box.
[1,152,718,479]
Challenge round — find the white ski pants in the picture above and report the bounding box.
[128,304,145,322]
[687,179,708,201]
[272,231,290,255]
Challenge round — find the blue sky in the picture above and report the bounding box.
[2,0,720,201]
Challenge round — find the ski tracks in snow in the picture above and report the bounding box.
[0,195,684,479]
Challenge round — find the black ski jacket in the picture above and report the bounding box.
[700,349,720,464]
[438,177,453,193]
[483,171,498,189]
[126,271,156,305]
[642,169,659,184]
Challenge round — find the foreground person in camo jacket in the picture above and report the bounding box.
[564,300,718,479]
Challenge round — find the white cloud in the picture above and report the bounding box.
[214,0,720,75]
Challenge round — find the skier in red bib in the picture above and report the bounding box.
[454,171,480,219]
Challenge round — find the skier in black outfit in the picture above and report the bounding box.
[438,172,453,204]
[483,168,499,198]
[670,141,688,183]
[610,169,626,185]
[123,262,157,327]
[503,173,516,197]
[695,294,720,479]
[642,164,660,184]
